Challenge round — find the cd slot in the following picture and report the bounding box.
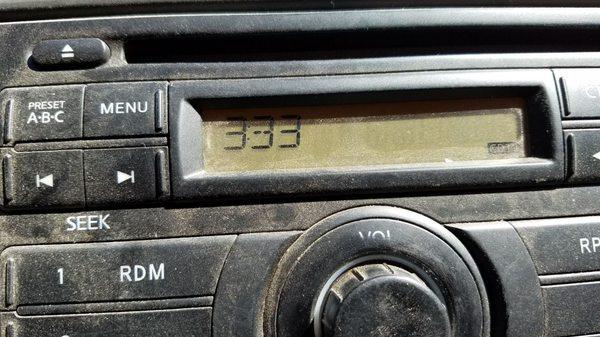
[125,27,600,64]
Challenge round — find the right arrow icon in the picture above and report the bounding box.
[117,170,135,184]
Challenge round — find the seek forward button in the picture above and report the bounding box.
[84,147,169,205]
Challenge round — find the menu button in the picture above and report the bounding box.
[83,82,167,138]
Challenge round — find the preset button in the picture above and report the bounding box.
[1,85,84,142]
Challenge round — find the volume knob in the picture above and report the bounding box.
[320,263,451,337]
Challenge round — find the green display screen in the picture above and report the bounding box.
[200,97,526,173]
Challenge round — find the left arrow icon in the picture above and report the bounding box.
[35,174,54,188]
[593,152,600,161]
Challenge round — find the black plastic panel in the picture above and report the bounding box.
[213,232,300,336]
[448,222,544,337]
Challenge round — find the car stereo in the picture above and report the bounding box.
[2,6,600,337]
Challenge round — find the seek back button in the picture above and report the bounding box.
[3,150,85,208]
[83,81,168,138]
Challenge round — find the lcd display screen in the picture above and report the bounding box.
[200,97,526,173]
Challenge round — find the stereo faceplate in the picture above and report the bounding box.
[2,7,600,337]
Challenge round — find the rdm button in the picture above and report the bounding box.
[1,85,84,142]
[83,82,167,137]
[0,236,235,308]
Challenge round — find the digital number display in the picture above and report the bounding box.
[200,98,526,173]
[220,115,301,151]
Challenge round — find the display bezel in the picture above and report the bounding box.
[169,70,564,200]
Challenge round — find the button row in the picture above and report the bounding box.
[0,81,168,143]
[2,147,169,208]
